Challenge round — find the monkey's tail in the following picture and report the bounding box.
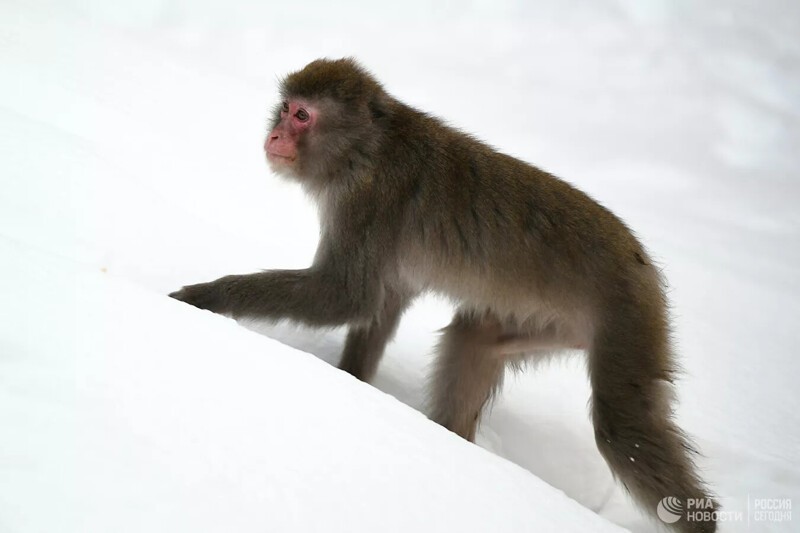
[589,296,717,533]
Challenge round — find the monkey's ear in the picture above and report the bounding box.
[368,94,390,122]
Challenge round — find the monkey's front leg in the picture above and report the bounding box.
[338,288,412,382]
[170,269,374,327]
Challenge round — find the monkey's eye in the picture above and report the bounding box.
[295,108,309,122]
[281,102,290,113]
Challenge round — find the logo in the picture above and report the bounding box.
[657,495,789,524]
[657,497,683,524]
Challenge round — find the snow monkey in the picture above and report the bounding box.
[170,58,716,532]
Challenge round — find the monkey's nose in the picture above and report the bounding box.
[265,134,280,152]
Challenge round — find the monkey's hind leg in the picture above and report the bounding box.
[590,309,717,533]
[339,289,409,383]
[428,312,506,442]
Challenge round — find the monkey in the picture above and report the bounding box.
[170,58,716,532]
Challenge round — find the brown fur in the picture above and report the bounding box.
[171,57,716,532]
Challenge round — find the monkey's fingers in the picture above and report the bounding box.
[169,281,229,314]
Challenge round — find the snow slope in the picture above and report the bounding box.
[1,0,799,531]
[0,241,622,532]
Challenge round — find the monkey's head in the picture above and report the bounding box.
[265,58,390,185]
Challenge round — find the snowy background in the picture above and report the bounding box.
[1,0,799,531]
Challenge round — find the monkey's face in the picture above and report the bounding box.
[265,99,317,174]
[266,58,389,185]
[265,95,380,187]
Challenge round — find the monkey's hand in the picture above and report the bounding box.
[169,275,239,315]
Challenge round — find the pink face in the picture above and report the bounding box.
[265,100,317,166]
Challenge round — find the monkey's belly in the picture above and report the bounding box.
[396,248,592,347]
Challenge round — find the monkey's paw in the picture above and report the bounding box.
[169,279,233,314]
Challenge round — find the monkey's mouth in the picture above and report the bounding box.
[267,152,297,164]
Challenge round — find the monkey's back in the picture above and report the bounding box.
[388,102,660,323]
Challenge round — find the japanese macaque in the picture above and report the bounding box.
[170,58,716,532]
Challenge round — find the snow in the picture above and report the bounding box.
[0,242,619,532]
[1,0,799,531]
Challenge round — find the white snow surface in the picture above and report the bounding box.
[1,0,799,531]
